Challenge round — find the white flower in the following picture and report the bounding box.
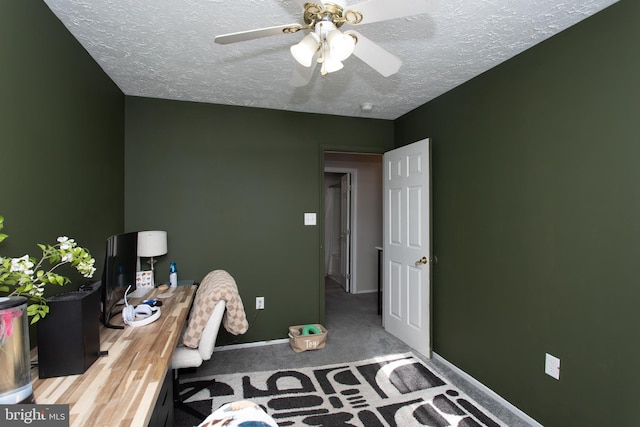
[10,255,34,274]
[61,253,73,263]
[29,284,44,297]
[57,236,77,250]
[77,257,97,278]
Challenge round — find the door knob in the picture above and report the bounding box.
[415,257,428,266]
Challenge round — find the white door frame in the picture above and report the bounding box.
[340,173,352,292]
[324,167,358,293]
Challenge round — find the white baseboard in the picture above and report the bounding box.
[216,338,289,352]
[432,352,543,427]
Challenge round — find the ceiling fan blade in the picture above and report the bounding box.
[347,0,437,25]
[348,31,402,77]
[290,53,319,87]
[215,24,302,45]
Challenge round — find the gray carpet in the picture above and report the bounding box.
[176,278,533,426]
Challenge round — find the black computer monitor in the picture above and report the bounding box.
[100,232,138,329]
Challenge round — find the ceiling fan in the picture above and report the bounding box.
[214,0,437,87]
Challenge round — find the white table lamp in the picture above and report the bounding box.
[137,231,168,278]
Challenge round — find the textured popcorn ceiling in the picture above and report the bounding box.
[43,0,618,120]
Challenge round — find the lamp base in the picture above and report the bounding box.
[147,256,158,275]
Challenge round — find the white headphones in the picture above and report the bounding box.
[123,286,161,327]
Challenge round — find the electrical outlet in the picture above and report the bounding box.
[545,353,560,380]
[256,297,265,310]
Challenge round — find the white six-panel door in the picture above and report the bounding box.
[383,138,431,357]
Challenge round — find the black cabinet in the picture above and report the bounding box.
[148,370,174,427]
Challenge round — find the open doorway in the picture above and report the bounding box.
[324,152,383,295]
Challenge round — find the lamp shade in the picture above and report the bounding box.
[327,29,355,62]
[137,231,168,257]
[321,56,343,74]
[320,45,344,75]
[291,32,320,67]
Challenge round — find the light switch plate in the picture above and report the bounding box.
[304,213,317,226]
[545,353,560,380]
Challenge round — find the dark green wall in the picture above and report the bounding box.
[1,1,125,295]
[124,97,393,343]
[396,1,639,425]
[6,0,635,423]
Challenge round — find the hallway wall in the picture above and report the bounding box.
[323,173,343,283]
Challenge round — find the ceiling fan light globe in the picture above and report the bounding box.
[291,32,320,67]
[322,52,344,74]
[328,29,356,62]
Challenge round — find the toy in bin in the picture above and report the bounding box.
[288,324,328,353]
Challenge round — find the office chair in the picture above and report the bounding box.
[172,299,226,420]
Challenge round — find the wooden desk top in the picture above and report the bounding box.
[32,285,196,427]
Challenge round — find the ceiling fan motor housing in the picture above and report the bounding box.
[303,2,363,27]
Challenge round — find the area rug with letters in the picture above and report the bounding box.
[179,352,507,427]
